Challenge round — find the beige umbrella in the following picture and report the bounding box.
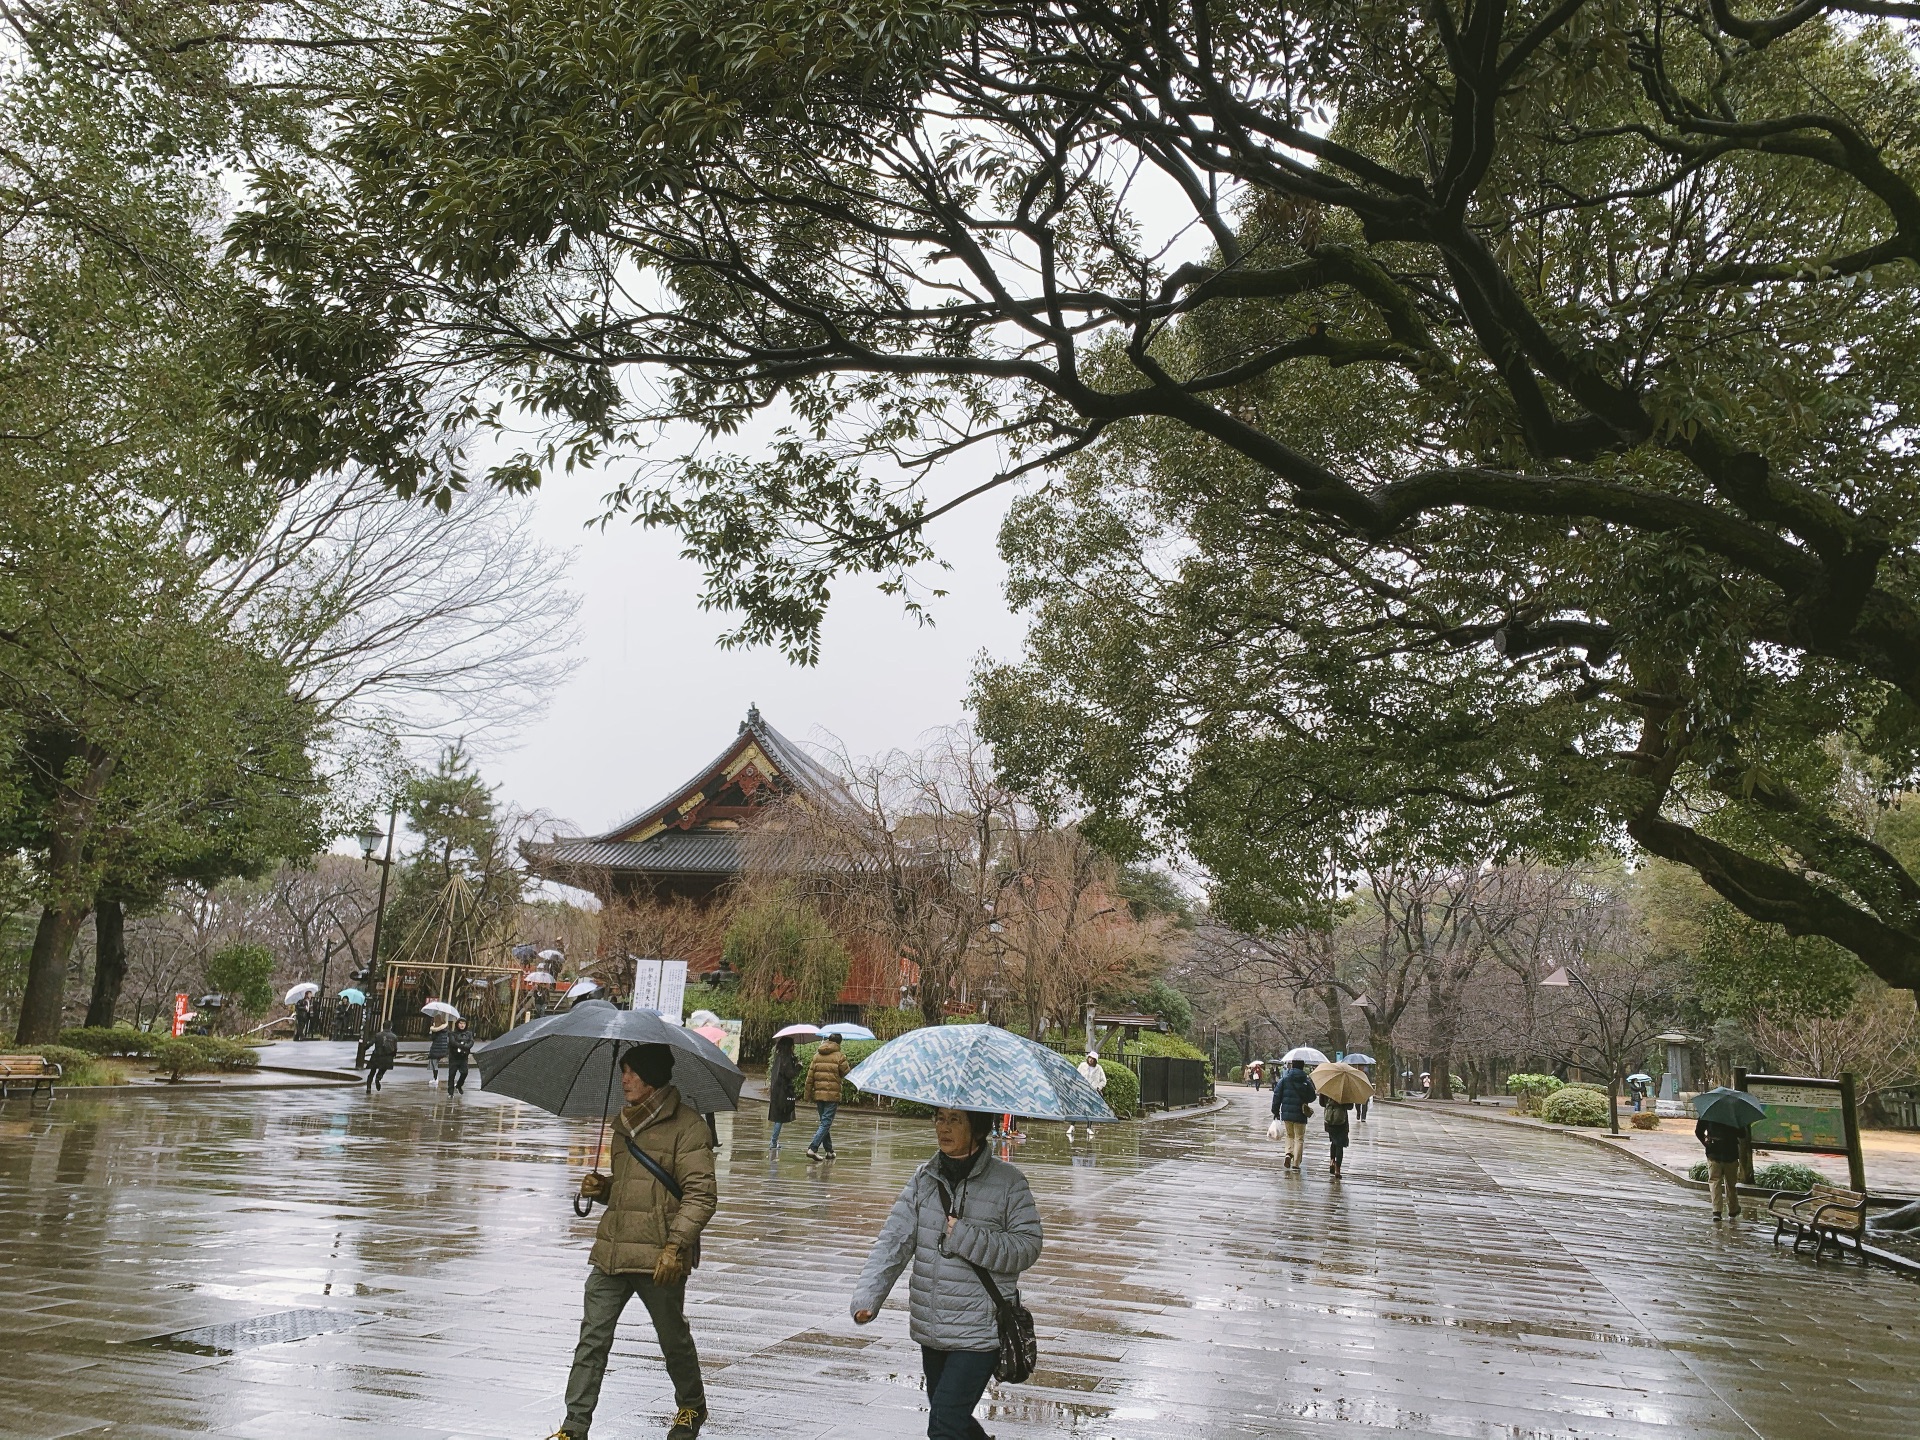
[1311,1061,1375,1104]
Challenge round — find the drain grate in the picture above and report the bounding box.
[136,1307,375,1355]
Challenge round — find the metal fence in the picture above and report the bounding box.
[1137,1056,1208,1110]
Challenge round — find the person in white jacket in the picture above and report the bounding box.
[1066,1054,1107,1139]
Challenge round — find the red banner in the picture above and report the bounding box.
[172,992,192,1037]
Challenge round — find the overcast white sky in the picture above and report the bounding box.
[478,467,1029,837]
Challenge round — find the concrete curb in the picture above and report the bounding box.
[1141,1096,1230,1123]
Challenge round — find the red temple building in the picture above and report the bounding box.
[524,708,909,1013]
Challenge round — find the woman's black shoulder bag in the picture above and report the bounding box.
[937,1179,1038,1383]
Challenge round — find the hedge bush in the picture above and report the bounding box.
[1541,1086,1610,1127]
[1628,1111,1660,1130]
[57,1026,158,1057]
[151,1039,214,1082]
[6,1043,93,1072]
[1506,1073,1564,1114]
[1755,1161,1822,1192]
[1095,1058,1139,1118]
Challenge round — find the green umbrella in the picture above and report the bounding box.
[1692,1087,1767,1128]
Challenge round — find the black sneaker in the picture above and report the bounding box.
[668,1405,707,1440]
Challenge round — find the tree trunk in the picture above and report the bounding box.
[84,899,128,1028]
[1320,984,1348,1055]
[14,749,115,1043]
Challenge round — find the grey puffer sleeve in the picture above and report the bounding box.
[850,1176,920,1319]
[946,1169,1043,1274]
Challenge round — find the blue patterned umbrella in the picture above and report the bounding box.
[846,1024,1118,1122]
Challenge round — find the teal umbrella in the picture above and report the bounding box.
[338,987,366,1005]
[846,1024,1117,1122]
[1693,1087,1767,1128]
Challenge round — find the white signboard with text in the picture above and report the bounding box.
[630,957,688,1027]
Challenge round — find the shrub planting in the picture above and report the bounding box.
[1541,1086,1610,1128]
[1755,1162,1822,1192]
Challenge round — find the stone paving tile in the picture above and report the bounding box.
[3,1082,1916,1439]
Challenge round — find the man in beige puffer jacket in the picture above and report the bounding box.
[804,1036,851,1161]
[552,1044,717,1440]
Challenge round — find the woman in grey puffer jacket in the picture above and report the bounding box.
[852,1108,1043,1440]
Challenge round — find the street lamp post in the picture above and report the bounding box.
[353,802,398,1070]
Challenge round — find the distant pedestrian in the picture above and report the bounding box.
[292,996,310,1041]
[549,1043,716,1440]
[853,1107,1043,1440]
[1696,1113,1744,1222]
[1272,1059,1317,1170]
[366,1025,399,1093]
[1246,1059,1263,1090]
[1324,1098,1351,1177]
[805,1037,850,1161]
[1067,1052,1107,1138]
[427,1019,451,1086]
[448,1019,474,1093]
[766,1036,799,1151]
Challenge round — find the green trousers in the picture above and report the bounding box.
[563,1267,705,1438]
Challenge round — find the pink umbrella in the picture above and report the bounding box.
[772,1023,821,1042]
[693,1024,728,1045]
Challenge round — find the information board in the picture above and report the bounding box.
[630,957,688,1027]
[1745,1078,1847,1152]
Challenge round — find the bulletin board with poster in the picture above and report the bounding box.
[1735,1070,1866,1192]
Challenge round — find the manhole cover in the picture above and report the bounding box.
[135,1308,375,1355]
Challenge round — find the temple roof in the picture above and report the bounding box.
[525,707,842,890]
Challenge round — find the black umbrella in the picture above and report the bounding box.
[474,1000,743,1117]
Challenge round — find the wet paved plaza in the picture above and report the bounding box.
[1,1081,1914,1440]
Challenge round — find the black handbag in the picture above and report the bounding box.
[938,1180,1037,1383]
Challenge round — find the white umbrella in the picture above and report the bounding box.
[284,982,320,1004]
[566,978,601,1000]
[687,1008,722,1028]
[422,1000,461,1020]
[537,949,564,961]
[522,971,557,985]
[1281,1046,1330,1065]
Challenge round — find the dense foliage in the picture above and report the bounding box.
[232,0,1920,995]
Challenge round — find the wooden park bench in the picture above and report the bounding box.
[1768,1183,1869,1262]
[0,1054,62,1104]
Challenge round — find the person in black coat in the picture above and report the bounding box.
[766,1035,799,1151]
[427,1019,451,1086]
[448,1019,475,1093]
[1272,1060,1317,1171]
[365,1026,399,1093]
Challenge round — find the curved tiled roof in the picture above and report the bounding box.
[537,833,741,875]
[594,707,845,843]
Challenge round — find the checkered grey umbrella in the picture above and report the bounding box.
[474,1000,743,1116]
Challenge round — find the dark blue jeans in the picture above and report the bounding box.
[922,1346,996,1440]
[808,1102,839,1152]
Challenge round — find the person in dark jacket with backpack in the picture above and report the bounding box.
[365,1025,399,1093]
[1696,1115,1745,1221]
[1272,1060,1317,1170]
[852,1107,1043,1440]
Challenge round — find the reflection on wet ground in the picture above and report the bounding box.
[1,1082,1914,1438]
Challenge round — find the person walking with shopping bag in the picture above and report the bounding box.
[852,1107,1043,1440]
[1272,1058,1316,1170]
[549,1043,717,1440]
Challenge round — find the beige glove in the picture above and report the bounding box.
[652,1241,690,1287]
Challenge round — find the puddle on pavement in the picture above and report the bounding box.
[131,1307,377,1356]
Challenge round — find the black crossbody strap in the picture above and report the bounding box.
[936,1178,1012,1308]
[623,1132,683,1201]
